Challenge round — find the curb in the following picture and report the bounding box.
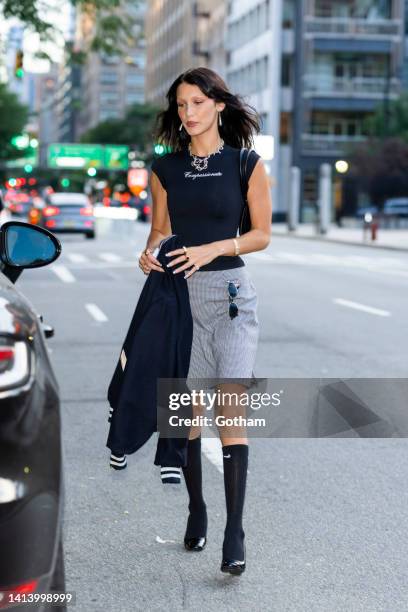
[272,230,408,253]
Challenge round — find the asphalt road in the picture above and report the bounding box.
[18,218,408,612]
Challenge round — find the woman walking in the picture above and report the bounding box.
[139,67,272,574]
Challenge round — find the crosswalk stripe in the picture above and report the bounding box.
[246,252,276,261]
[51,265,76,283]
[85,303,108,322]
[201,433,223,474]
[99,253,122,262]
[333,298,391,317]
[67,253,88,263]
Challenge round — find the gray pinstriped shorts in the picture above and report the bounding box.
[185,266,259,391]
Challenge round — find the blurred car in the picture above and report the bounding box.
[0,221,65,611]
[4,192,34,219]
[29,193,95,239]
[129,196,151,222]
[383,197,408,218]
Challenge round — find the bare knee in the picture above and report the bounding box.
[214,383,248,445]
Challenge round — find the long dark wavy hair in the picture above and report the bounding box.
[152,67,261,151]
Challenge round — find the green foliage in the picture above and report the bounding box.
[80,103,161,154]
[0,0,139,56]
[351,137,408,206]
[365,94,408,143]
[0,83,29,162]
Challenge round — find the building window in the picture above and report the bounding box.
[100,72,118,85]
[281,55,292,86]
[282,0,295,28]
[100,109,120,121]
[126,73,144,86]
[126,92,144,105]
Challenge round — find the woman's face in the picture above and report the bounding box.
[176,82,225,136]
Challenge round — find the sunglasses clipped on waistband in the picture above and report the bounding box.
[227,281,240,319]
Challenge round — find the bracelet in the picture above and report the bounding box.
[232,238,240,256]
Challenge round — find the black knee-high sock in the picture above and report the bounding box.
[222,444,248,560]
[182,436,207,538]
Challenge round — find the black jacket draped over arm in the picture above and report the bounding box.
[106,234,193,468]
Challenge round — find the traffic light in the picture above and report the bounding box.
[14,50,24,79]
[153,143,171,156]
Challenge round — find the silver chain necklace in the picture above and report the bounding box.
[188,138,224,171]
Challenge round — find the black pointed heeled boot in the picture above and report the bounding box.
[220,444,248,574]
[182,436,207,551]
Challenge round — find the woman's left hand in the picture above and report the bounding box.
[165,244,219,278]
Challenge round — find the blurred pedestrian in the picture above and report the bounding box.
[139,67,272,574]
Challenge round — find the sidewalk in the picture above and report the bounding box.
[272,222,408,252]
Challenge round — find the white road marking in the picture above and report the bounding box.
[333,298,391,317]
[247,252,276,262]
[275,252,308,264]
[51,265,76,283]
[99,253,122,262]
[85,303,108,322]
[155,536,176,544]
[245,251,408,279]
[67,253,88,263]
[201,432,223,473]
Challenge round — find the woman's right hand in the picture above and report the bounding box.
[138,247,164,275]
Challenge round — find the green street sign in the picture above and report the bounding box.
[47,144,129,170]
[104,145,129,170]
[48,144,104,169]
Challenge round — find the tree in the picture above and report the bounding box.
[80,102,161,154]
[0,83,29,162]
[0,0,137,56]
[365,93,408,144]
[351,137,408,206]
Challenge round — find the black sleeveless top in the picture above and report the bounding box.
[150,143,260,271]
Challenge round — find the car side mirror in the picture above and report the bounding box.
[0,221,61,269]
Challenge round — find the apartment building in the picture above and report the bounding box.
[292,0,405,216]
[145,0,226,106]
[145,0,405,218]
[75,1,147,137]
[226,0,284,214]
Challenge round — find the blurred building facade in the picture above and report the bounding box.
[145,0,226,104]
[75,0,147,137]
[37,67,60,149]
[145,0,406,219]
[292,0,405,218]
[226,0,284,215]
[56,43,81,143]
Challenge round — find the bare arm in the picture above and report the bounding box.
[212,158,272,256]
[139,170,172,274]
[145,170,172,251]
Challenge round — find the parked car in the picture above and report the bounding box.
[29,192,95,239]
[383,197,408,218]
[0,221,65,611]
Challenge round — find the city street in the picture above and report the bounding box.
[18,218,408,612]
